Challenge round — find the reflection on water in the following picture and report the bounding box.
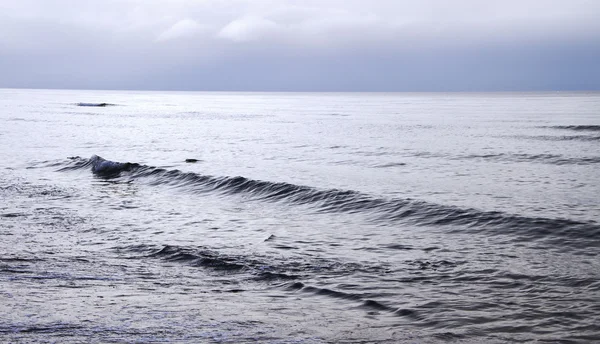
[1,89,599,343]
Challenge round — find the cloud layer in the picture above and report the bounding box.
[1,0,599,91]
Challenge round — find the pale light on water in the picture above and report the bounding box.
[1,89,599,343]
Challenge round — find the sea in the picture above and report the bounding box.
[1,89,599,343]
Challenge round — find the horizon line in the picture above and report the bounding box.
[1,86,599,94]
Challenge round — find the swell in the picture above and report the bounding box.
[284,281,419,318]
[120,244,384,282]
[60,156,600,246]
[121,244,411,317]
[514,134,600,142]
[410,152,600,165]
[546,125,600,132]
[463,153,600,165]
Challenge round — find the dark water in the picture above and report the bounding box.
[1,89,599,343]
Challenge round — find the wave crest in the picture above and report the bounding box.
[61,156,600,246]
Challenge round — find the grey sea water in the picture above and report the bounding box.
[1,89,599,343]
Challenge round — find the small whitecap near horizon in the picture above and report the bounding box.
[324,113,350,117]
[76,102,117,107]
[373,162,407,168]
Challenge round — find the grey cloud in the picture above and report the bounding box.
[157,19,206,42]
[0,0,599,91]
[218,16,279,42]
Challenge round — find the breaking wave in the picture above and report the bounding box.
[59,156,600,247]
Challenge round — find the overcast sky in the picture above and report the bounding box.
[1,0,599,91]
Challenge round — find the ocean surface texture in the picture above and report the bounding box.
[1,89,599,343]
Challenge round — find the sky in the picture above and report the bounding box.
[0,0,599,91]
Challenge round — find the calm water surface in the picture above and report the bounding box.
[1,89,599,343]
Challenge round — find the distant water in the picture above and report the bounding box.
[1,89,599,343]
